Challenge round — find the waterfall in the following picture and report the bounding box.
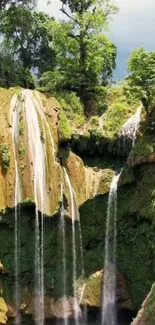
[102,173,120,325]
[119,105,142,146]
[63,168,87,324]
[10,94,22,325]
[60,183,69,325]
[33,91,56,160]
[63,168,78,319]
[23,90,46,325]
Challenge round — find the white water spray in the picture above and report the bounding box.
[10,94,22,325]
[23,90,46,325]
[119,105,142,146]
[102,173,120,325]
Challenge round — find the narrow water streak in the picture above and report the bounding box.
[63,168,78,319]
[60,184,69,325]
[102,173,120,325]
[10,95,22,325]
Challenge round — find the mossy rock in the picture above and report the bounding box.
[132,284,155,325]
[128,135,155,166]
[58,109,72,142]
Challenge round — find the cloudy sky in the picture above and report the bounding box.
[38,0,155,80]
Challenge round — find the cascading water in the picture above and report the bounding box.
[10,94,22,325]
[63,168,87,324]
[63,168,78,321]
[102,173,120,325]
[119,105,142,146]
[60,183,68,325]
[33,91,56,160]
[23,90,46,325]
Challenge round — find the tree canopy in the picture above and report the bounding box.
[125,47,155,115]
[40,0,118,113]
[0,0,119,115]
[0,5,55,88]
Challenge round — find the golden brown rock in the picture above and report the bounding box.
[0,297,8,324]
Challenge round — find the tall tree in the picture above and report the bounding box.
[41,0,118,113]
[125,47,155,115]
[0,5,56,87]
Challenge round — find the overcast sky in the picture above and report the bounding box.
[38,0,155,80]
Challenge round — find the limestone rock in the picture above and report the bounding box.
[63,151,114,208]
[76,270,132,310]
[24,295,81,319]
[131,284,155,325]
[0,298,8,324]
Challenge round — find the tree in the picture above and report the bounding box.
[0,0,36,10]
[125,47,155,115]
[0,5,56,87]
[41,0,118,113]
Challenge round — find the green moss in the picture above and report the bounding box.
[129,135,155,160]
[22,197,34,204]
[56,91,85,128]
[90,116,99,130]
[58,109,72,141]
[103,102,134,138]
[0,144,10,172]
[79,163,155,310]
[144,284,155,324]
[18,144,25,160]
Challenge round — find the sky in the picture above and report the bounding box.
[38,0,155,80]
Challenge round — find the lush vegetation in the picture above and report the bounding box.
[125,47,155,115]
[0,0,119,114]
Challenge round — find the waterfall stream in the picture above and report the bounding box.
[63,168,78,320]
[63,168,86,323]
[119,105,142,146]
[23,90,46,325]
[60,183,69,325]
[102,173,120,325]
[10,94,22,325]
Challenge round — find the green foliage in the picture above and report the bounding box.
[58,109,72,141]
[90,116,99,130]
[0,6,55,88]
[125,47,155,114]
[40,0,118,113]
[0,144,10,172]
[80,164,155,309]
[103,102,132,138]
[18,144,25,160]
[56,91,85,128]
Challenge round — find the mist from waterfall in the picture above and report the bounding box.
[119,105,142,146]
[10,94,22,325]
[23,90,46,325]
[102,173,120,325]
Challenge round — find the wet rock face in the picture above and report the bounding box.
[76,270,132,310]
